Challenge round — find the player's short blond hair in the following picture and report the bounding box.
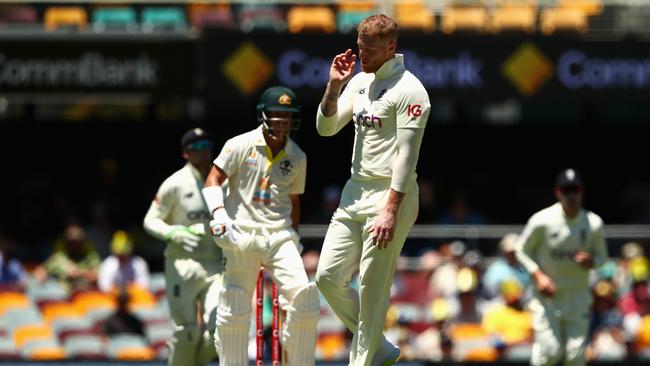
[357,14,399,41]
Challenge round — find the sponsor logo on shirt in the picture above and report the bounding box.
[279,160,293,176]
[407,104,422,117]
[245,150,258,167]
[354,112,383,129]
[253,176,272,205]
[187,210,211,221]
[550,248,578,261]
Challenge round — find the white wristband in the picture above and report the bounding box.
[202,185,224,214]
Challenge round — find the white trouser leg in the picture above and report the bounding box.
[166,258,208,366]
[530,298,564,366]
[197,272,222,365]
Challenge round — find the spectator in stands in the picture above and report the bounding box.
[449,267,483,323]
[103,289,145,336]
[619,256,650,317]
[482,233,530,299]
[616,241,646,293]
[429,240,466,298]
[412,298,453,361]
[0,234,27,290]
[98,230,150,293]
[481,279,533,356]
[588,279,626,361]
[37,223,101,294]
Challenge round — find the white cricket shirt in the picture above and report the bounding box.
[516,202,608,296]
[214,126,306,230]
[145,163,222,260]
[317,54,430,182]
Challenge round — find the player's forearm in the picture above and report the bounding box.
[143,206,173,241]
[515,246,540,274]
[383,189,405,215]
[320,81,343,118]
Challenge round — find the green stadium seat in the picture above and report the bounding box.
[337,10,374,33]
[92,7,137,32]
[141,7,187,33]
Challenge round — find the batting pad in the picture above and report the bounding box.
[215,286,251,366]
[282,283,320,366]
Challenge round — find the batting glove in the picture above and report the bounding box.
[209,207,232,237]
[166,225,201,253]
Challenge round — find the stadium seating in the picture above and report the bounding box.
[491,0,536,33]
[20,338,66,360]
[238,4,287,33]
[0,337,19,359]
[141,7,187,33]
[63,334,106,360]
[540,6,588,34]
[92,7,137,32]
[187,3,235,29]
[287,6,337,33]
[394,0,435,33]
[441,1,489,33]
[107,333,155,360]
[44,6,87,31]
[0,5,38,27]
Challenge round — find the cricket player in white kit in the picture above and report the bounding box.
[201,86,319,366]
[516,168,608,366]
[314,14,431,366]
[143,128,222,366]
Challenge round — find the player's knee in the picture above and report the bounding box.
[565,342,587,365]
[171,324,201,347]
[315,270,337,295]
[533,338,562,366]
[286,283,320,323]
[216,286,251,329]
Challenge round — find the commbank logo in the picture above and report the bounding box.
[502,42,553,96]
[222,42,274,96]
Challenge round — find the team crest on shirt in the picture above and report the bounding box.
[358,88,365,94]
[279,160,293,176]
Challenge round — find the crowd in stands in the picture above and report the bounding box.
[0,0,620,35]
[2,213,650,362]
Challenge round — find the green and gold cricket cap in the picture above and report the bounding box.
[257,86,300,113]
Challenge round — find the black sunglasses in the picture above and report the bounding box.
[559,185,583,194]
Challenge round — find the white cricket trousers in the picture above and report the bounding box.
[165,257,222,366]
[220,228,310,300]
[316,178,419,366]
[530,292,592,366]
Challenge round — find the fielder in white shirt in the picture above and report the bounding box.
[201,86,319,366]
[143,128,223,366]
[314,14,431,366]
[516,168,608,366]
